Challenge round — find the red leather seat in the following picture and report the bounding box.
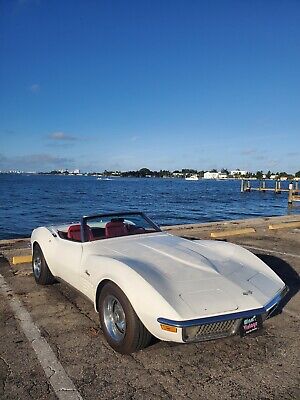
[67,224,94,241]
[105,221,128,238]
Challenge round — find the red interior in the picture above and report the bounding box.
[105,221,128,238]
[67,224,94,241]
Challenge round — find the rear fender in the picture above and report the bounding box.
[31,227,61,276]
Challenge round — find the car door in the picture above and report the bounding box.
[78,241,98,300]
[53,239,83,291]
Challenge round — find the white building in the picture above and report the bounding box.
[204,171,219,179]
[230,169,247,177]
[172,172,184,177]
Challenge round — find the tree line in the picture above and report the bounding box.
[43,168,300,179]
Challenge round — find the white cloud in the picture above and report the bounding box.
[48,131,76,141]
[0,153,74,171]
[29,83,40,93]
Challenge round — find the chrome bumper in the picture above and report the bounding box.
[157,286,289,342]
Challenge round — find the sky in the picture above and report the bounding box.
[0,0,299,173]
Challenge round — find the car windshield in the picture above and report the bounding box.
[83,212,161,241]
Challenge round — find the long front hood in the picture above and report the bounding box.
[88,233,285,320]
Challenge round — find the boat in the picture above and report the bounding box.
[185,174,199,181]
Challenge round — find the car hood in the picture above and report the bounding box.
[87,233,285,319]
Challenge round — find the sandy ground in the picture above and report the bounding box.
[0,215,299,399]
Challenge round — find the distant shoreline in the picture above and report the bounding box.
[0,172,299,181]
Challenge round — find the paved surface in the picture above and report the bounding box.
[0,215,299,399]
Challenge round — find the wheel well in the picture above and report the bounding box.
[95,279,112,312]
[32,241,39,250]
[32,241,40,254]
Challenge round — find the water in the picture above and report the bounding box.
[0,174,298,239]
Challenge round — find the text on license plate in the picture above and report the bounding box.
[241,315,261,336]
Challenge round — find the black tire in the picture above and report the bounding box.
[99,282,152,354]
[32,243,56,285]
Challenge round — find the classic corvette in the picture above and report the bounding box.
[31,212,288,354]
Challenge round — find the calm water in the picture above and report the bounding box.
[0,174,298,239]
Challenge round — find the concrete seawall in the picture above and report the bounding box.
[1,214,300,260]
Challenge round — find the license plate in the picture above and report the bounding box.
[240,315,262,336]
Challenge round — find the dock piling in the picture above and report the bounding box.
[275,180,282,194]
[288,182,300,205]
[241,179,251,192]
[259,179,266,192]
[288,183,293,204]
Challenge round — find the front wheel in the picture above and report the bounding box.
[99,282,152,354]
[32,243,56,285]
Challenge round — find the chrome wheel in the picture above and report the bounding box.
[32,244,55,285]
[103,295,126,342]
[33,256,42,278]
[99,282,152,353]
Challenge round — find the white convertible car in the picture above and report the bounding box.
[31,212,288,354]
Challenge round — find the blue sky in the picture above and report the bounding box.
[0,0,299,172]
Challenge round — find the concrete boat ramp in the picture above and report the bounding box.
[0,215,299,400]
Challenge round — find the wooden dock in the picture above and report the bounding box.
[241,179,300,204]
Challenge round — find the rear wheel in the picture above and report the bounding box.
[99,282,152,354]
[32,243,56,285]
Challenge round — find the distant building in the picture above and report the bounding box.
[204,171,219,179]
[172,172,184,177]
[230,169,247,177]
[218,173,228,180]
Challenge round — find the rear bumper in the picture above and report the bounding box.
[157,285,289,342]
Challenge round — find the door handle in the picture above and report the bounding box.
[85,270,90,276]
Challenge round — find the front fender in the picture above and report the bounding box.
[193,239,285,286]
[84,254,184,342]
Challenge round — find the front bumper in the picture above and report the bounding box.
[157,285,289,343]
